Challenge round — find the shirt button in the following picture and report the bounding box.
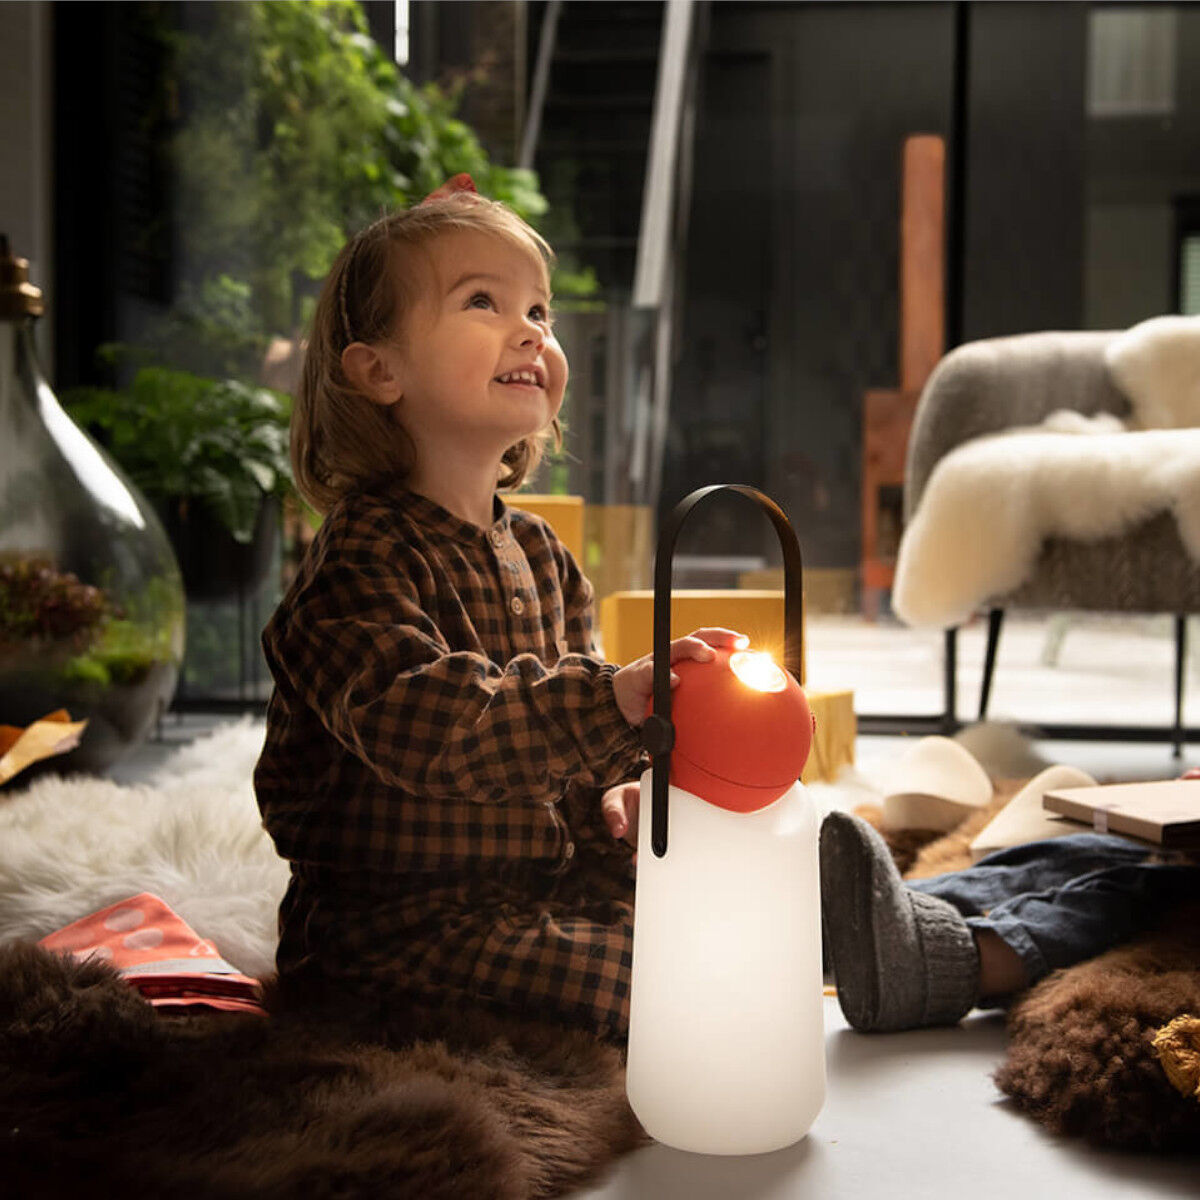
[563,841,576,860]
[510,595,525,615]
[490,529,505,547]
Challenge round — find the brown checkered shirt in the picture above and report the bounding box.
[255,482,644,1036]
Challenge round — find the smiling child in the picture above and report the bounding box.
[254,177,742,1036]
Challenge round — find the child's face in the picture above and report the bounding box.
[387,230,567,463]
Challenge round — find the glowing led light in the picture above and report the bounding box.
[729,649,786,693]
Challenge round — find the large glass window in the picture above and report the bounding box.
[12,0,1198,734]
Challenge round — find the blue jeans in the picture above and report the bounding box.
[907,834,1200,984]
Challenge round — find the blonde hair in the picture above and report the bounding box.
[293,192,563,514]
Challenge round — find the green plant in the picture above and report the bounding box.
[0,557,180,687]
[0,558,109,653]
[62,614,176,688]
[168,0,552,348]
[119,275,272,383]
[64,367,292,544]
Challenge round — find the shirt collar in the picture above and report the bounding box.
[377,479,512,546]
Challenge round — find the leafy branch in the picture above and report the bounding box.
[65,369,292,543]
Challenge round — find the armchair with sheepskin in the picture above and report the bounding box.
[893,316,1200,752]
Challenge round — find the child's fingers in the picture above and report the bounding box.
[601,787,629,837]
[638,659,679,688]
[667,636,716,664]
[690,627,750,649]
[603,809,626,838]
[668,629,749,662]
[601,782,640,845]
[623,786,639,843]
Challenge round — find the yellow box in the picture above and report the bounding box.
[739,566,858,615]
[508,493,585,563]
[599,588,802,684]
[803,689,856,783]
[582,503,654,602]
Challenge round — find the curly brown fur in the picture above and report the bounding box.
[902,782,1024,880]
[851,781,1021,878]
[996,906,1200,1150]
[0,943,644,1200]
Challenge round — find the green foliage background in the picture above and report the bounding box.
[69,0,571,542]
[95,0,577,693]
[168,0,550,372]
[66,370,292,543]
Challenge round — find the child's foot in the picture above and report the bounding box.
[819,812,980,1032]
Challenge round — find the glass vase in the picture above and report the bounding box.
[0,242,185,772]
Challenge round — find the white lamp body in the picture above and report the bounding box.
[625,771,825,1155]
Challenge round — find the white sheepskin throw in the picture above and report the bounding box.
[0,719,287,979]
[893,415,1200,628]
[895,314,1200,629]
[1106,314,1200,429]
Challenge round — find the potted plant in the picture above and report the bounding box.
[64,366,293,601]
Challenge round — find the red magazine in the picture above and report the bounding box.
[40,892,267,1016]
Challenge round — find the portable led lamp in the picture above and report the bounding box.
[625,485,826,1156]
[667,646,814,813]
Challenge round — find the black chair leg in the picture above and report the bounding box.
[1174,614,1186,759]
[978,608,1004,720]
[943,627,958,735]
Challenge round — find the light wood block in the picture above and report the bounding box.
[583,504,654,601]
[803,689,857,784]
[739,566,858,615]
[900,134,946,394]
[508,494,585,562]
[599,588,803,684]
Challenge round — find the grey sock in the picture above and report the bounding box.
[820,811,980,1032]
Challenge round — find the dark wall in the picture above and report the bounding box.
[1086,7,1200,202]
[670,1,1089,569]
[960,2,1086,342]
[1085,7,1200,327]
[54,3,173,391]
[660,51,773,556]
[670,1,956,566]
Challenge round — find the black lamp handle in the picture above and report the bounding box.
[642,485,805,858]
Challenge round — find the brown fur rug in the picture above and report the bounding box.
[997,911,1200,1150]
[0,942,644,1200]
[859,795,1200,1152]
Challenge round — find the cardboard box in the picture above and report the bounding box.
[599,589,799,681]
[1043,780,1200,849]
[508,494,585,562]
[803,689,856,784]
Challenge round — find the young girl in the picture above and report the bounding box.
[254,175,743,1039]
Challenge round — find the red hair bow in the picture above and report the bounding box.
[419,173,479,205]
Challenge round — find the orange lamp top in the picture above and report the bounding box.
[662,647,814,813]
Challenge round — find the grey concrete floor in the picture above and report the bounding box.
[806,611,1200,741]
[575,1000,1198,1199]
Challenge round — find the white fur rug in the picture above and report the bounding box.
[895,315,1200,629]
[0,719,288,979]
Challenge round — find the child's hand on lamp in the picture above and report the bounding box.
[610,628,748,727]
